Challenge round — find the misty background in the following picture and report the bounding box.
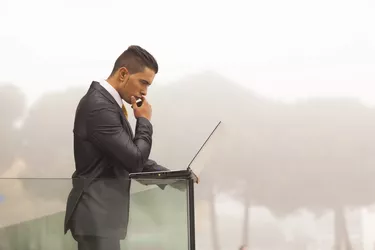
[1,0,375,249]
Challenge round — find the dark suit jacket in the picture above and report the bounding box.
[64,81,168,239]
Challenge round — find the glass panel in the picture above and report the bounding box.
[0,178,76,250]
[0,178,190,250]
[124,179,189,250]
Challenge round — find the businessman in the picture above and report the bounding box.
[64,45,169,250]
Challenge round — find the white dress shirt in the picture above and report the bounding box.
[99,79,123,108]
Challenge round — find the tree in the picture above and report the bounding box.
[149,71,266,249]
[19,87,86,201]
[229,98,375,249]
[0,83,25,175]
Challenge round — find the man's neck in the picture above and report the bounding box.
[106,78,119,92]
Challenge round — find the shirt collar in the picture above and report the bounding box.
[99,79,123,108]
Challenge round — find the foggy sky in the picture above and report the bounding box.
[1,0,374,106]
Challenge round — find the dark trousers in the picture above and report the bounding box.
[74,235,121,250]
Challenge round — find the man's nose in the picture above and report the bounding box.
[141,89,147,96]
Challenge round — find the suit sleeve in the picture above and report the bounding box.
[87,107,153,173]
[142,159,170,190]
[143,159,170,172]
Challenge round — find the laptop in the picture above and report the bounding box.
[129,121,222,183]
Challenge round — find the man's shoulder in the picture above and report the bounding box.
[79,83,114,109]
[74,83,118,124]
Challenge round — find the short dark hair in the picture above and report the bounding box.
[110,45,158,76]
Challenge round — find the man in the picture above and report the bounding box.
[64,45,170,250]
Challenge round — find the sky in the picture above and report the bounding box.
[1,0,375,107]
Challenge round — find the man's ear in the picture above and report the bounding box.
[119,67,129,81]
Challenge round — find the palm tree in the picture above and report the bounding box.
[230,98,375,249]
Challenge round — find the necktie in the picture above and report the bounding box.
[122,104,128,119]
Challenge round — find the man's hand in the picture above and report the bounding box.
[131,96,152,120]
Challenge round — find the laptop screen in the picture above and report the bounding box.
[187,121,225,176]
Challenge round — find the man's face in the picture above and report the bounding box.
[118,67,155,104]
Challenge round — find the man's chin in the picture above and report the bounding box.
[122,98,131,104]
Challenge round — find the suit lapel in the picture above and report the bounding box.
[91,81,134,139]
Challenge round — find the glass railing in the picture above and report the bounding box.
[0,174,196,250]
[1,176,374,250]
